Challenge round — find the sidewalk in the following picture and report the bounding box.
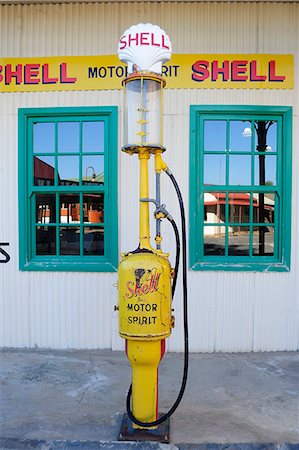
[0,349,298,449]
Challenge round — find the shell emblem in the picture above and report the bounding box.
[118,23,172,75]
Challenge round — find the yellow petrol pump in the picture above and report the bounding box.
[116,23,188,443]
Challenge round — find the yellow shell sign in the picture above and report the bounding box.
[0,54,294,93]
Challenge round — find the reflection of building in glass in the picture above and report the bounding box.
[204,192,274,236]
[34,157,55,186]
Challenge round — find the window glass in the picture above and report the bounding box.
[82,156,104,185]
[229,155,251,185]
[204,120,226,151]
[58,156,79,185]
[203,226,225,255]
[36,194,56,224]
[204,154,226,185]
[19,107,118,271]
[36,226,56,255]
[58,122,80,153]
[190,106,291,270]
[33,122,55,153]
[230,120,251,152]
[82,121,104,153]
[34,156,55,186]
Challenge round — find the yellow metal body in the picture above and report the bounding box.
[118,73,173,430]
[118,251,172,340]
[126,339,165,426]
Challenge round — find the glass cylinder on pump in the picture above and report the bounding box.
[122,74,165,153]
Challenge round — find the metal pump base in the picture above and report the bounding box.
[118,413,170,443]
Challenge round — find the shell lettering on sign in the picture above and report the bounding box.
[118,23,172,74]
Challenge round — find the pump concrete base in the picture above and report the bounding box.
[118,413,170,443]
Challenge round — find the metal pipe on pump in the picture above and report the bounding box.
[116,24,188,443]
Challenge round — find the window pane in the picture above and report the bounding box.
[58,156,79,185]
[82,156,104,185]
[255,121,277,152]
[254,155,277,186]
[36,194,56,224]
[34,156,55,186]
[83,194,104,223]
[204,226,225,255]
[229,155,251,185]
[58,122,80,153]
[204,192,225,224]
[84,227,104,255]
[60,227,80,255]
[36,226,56,255]
[33,122,55,153]
[253,226,274,256]
[204,154,226,185]
[253,193,275,224]
[59,194,80,223]
[230,121,251,152]
[228,193,250,223]
[228,227,249,256]
[82,121,104,153]
[204,120,226,151]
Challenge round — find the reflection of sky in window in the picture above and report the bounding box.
[58,156,79,182]
[204,121,226,151]
[33,123,55,153]
[58,122,80,153]
[204,120,278,187]
[230,121,251,151]
[204,154,226,185]
[83,122,104,152]
[229,155,251,185]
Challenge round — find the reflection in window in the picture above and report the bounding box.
[36,226,56,255]
[82,156,104,185]
[254,155,277,186]
[34,156,55,186]
[84,194,104,223]
[228,227,249,256]
[230,121,251,152]
[84,227,104,255]
[204,226,225,255]
[229,155,251,185]
[253,226,274,256]
[33,122,55,153]
[82,121,104,153]
[255,121,277,152]
[36,194,56,224]
[204,154,226,185]
[59,194,80,223]
[60,227,80,255]
[204,120,226,151]
[204,192,225,224]
[58,122,80,153]
[228,193,250,223]
[58,156,79,185]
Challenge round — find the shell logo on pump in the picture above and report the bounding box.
[118,23,172,74]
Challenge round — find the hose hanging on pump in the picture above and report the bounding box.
[126,168,189,427]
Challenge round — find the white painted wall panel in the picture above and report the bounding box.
[0,2,298,352]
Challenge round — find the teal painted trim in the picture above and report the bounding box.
[18,106,118,272]
[189,105,292,272]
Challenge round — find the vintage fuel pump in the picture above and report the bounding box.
[116,23,188,443]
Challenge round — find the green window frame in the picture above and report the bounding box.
[19,106,118,272]
[190,105,292,272]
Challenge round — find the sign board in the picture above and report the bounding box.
[0,54,294,92]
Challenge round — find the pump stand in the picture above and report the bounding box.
[119,413,170,443]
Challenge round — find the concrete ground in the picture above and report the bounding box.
[0,349,298,449]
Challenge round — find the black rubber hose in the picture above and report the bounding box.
[126,169,189,427]
[169,217,180,299]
